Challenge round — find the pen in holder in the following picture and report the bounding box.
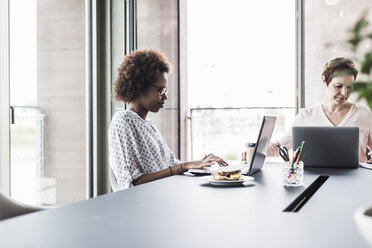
[281,141,305,187]
[283,160,304,187]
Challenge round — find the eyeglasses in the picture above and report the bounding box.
[151,84,169,96]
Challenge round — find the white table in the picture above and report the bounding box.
[0,162,371,247]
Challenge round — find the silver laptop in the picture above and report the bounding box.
[246,116,277,175]
[188,116,277,176]
[292,126,359,168]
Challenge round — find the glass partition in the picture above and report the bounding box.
[9,0,87,206]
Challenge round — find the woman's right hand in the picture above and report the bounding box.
[184,153,228,170]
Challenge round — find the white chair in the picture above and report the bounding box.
[109,166,120,192]
[0,192,43,221]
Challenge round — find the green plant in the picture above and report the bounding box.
[347,10,372,110]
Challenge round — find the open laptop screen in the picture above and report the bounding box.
[248,116,277,175]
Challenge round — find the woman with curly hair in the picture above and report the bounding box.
[108,49,227,191]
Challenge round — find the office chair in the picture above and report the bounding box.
[0,191,44,221]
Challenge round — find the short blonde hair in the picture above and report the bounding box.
[322,57,358,85]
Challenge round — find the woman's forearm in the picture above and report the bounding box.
[132,159,216,186]
[132,163,184,186]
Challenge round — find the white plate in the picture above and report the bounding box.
[200,175,254,186]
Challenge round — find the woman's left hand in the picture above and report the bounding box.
[368,150,372,163]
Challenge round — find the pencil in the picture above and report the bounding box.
[295,141,305,163]
[292,147,301,168]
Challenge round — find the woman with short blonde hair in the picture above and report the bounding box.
[269,57,372,163]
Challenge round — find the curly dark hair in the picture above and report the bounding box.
[113,49,170,103]
[322,57,358,85]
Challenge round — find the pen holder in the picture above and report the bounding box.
[283,161,304,187]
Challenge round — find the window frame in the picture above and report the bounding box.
[0,0,10,196]
[296,0,305,112]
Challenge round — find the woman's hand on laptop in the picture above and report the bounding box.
[184,154,228,170]
[202,153,228,167]
[368,150,372,163]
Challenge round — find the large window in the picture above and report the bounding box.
[187,0,296,160]
[120,0,297,162]
[9,0,87,206]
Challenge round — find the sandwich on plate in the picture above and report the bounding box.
[211,166,242,181]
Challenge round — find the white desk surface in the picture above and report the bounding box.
[0,162,371,247]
